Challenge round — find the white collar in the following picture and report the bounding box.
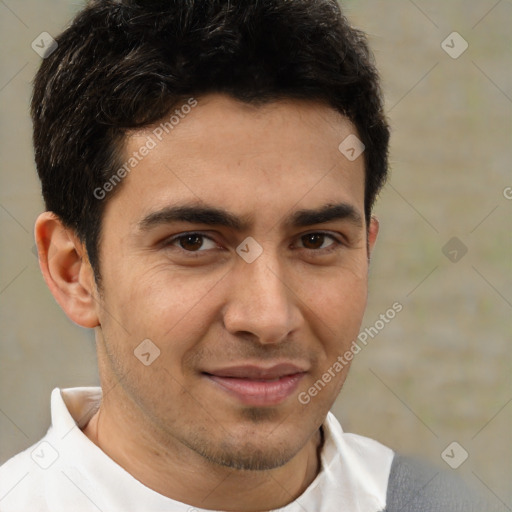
[44,386,393,511]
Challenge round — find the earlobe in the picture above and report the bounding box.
[35,212,100,328]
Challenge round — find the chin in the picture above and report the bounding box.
[188,421,304,471]
[209,442,296,471]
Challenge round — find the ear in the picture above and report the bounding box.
[34,212,100,328]
[367,215,379,259]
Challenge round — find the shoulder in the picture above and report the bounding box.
[383,452,496,512]
[0,441,51,511]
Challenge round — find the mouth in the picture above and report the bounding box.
[202,363,307,406]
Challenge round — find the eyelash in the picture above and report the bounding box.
[164,231,344,257]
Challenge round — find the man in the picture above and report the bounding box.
[0,0,491,510]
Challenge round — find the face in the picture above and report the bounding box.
[94,94,377,471]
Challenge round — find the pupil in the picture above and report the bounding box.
[304,234,323,249]
[181,235,203,251]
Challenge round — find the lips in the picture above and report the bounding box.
[204,363,307,380]
[202,363,307,406]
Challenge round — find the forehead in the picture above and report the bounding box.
[104,94,366,228]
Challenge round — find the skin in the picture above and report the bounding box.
[35,94,379,512]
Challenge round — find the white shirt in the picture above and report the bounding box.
[0,387,394,511]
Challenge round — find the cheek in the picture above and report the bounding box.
[105,268,224,350]
[298,267,368,366]
[96,270,223,403]
[298,264,368,323]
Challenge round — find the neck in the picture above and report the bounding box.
[82,396,324,511]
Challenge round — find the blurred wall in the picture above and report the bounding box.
[1,0,510,507]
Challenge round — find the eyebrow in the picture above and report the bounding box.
[138,202,363,232]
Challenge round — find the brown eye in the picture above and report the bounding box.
[178,234,205,251]
[301,233,326,250]
[165,232,219,254]
[297,232,340,252]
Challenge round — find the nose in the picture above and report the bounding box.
[222,256,303,345]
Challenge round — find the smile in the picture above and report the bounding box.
[203,364,306,406]
[202,368,307,406]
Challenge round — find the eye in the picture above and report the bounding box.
[163,231,343,257]
[296,232,341,252]
[166,233,218,252]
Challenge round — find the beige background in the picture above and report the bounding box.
[1,0,511,508]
